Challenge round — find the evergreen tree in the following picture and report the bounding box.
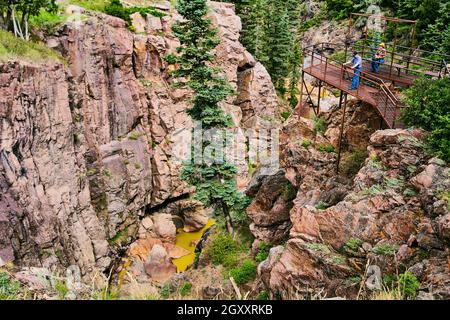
[240,0,269,62]
[263,0,292,94]
[166,0,248,234]
[287,41,302,108]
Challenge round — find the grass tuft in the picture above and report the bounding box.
[0,29,63,63]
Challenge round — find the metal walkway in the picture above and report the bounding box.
[301,42,450,129]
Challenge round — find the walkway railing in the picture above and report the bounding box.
[348,40,450,80]
[303,43,403,128]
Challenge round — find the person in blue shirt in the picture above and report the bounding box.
[344,51,363,90]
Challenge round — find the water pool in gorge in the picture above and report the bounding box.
[172,219,215,272]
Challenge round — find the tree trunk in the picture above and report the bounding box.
[24,14,29,41]
[221,202,234,236]
[12,7,24,39]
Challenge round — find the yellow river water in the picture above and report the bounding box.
[172,219,215,272]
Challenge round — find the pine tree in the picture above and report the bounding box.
[166,0,248,234]
[287,41,302,108]
[240,0,269,63]
[263,0,292,94]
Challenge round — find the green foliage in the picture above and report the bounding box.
[0,0,58,39]
[0,272,21,300]
[204,231,239,267]
[68,0,109,12]
[300,138,312,148]
[0,29,62,62]
[315,201,328,210]
[255,241,271,263]
[372,243,399,256]
[180,282,192,297]
[348,276,362,285]
[229,259,257,285]
[382,274,398,288]
[280,183,296,202]
[280,111,291,121]
[340,149,368,176]
[256,290,269,300]
[109,227,129,245]
[441,191,450,210]
[104,0,166,31]
[330,51,348,64]
[398,272,420,299]
[317,144,336,153]
[324,0,354,20]
[306,242,330,252]
[54,280,68,300]
[343,238,363,252]
[287,41,301,107]
[402,78,450,162]
[159,283,175,299]
[237,0,304,95]
[166,0,247,232]
[384,177,404,189]
[128,131,142,140]
[403,188,417,198]
[166,0,234,128]
[313,116,327,135]
[29,8,66,33]
[298,2,327,32]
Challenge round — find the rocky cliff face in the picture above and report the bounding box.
[0,2,280,280]
[250,108,450,299]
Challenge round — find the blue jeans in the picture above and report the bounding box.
[351,68,361,90]
[371,59,384,73]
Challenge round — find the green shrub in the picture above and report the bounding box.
[313,116,327,135]
[257,290,269,300]
[29,8,67,33]
[324,0,353,20]
[348,276,362,285]
[128,131,142,140]
[204,232,239,267]
[281,111,291,121]
[280,183,296,202]
[401,77,450,162]
[317,144,336,153]
[104,0,166,30]
[180,282,192,297]
[229,259,257,285]
[372,243,399,256]
[0,272,21,300]
[54,279,69,300]
[382,274,398,289]
[255,242,271,263]
[159,283,174,299]
[340,149,368,176]
[300,138,312,148]
[343,238,363,252]
[398,272,420,299]
[298,2,327,32]
[315,201,328,210]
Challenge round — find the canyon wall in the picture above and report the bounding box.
[0,2,280,280]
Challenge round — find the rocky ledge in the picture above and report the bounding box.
[249,109,449,299]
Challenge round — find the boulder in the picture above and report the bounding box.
[152,214,176,242]
[144,244,177,283]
